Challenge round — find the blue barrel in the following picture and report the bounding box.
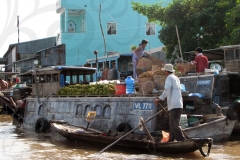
[125,76,135,94]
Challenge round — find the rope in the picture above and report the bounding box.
[198,141,212,157]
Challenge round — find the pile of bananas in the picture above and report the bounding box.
[138,71,154,78]
[57,83,115,96]
[153,68,166,75]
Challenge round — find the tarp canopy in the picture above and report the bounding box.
[185,48,224,61]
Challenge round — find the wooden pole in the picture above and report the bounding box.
[175,25,183,62]
[140,117,154,142]
[98,109,164,154]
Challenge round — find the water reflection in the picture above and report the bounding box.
[0,114,240,160]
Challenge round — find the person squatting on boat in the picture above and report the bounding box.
[0,78,8,91]
[132,39,149,80]
[154,64,185,142]
[7,79,14,88]
[191,47,209,73]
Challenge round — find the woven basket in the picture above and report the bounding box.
[141,81,155,94]
[153,75,167,90]
[138,77,153,93]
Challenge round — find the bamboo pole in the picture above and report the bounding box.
[175,25,183,62]
[98,109,164,154]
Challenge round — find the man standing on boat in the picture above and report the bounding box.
[191,47,209,73]
[132,39,149,80]
[154,64,185,142]
[0,78,8,91]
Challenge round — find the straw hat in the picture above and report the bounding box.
[162,64,175,72]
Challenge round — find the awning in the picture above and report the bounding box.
[0,72,20,75]
[185,48,224,60]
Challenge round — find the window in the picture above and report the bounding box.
[146,23,155,35]
[107,22,117,35]
[225,50,234,61]
[68,20,76,33]
[81,18,85,32]
[46,74,51,83]
[236,49,240,59]
[52,74,59,82]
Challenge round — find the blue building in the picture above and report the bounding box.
[56,0,170,66]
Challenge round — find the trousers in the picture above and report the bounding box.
[169,108,185,141]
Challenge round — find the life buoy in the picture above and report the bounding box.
[35,117,49,132]
[116,123,132,133]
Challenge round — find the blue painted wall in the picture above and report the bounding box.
[57,0,171,65]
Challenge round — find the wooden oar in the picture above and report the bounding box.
[158,102,190,139]
[98,108,164,154]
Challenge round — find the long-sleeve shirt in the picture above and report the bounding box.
[158,73,183,111]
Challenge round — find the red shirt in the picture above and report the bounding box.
[194,55,208,72]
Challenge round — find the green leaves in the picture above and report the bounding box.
[131,0,240,60]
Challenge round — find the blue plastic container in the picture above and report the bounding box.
[125,76,135,94]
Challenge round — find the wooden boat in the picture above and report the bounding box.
[183,100,240,140]
[50,121,213,157]
[184,116,235,141]
[0,94,24,124]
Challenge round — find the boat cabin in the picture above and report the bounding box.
[85,53,133,81]
[17,66,96,97]
[221,45,240,73]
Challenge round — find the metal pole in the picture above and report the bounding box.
[175,25,183,62]
[95,54,97,81]
[17,16,19,44]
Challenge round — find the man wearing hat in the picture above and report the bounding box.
[154,64,185,142]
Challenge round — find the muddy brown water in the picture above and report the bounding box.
[0,114,240,160]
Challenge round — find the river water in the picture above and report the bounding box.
[0,114,240,160]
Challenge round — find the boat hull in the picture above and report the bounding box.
[184,117,235,141]
[51,122,213,154]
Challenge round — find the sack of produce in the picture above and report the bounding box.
[147,55,165,68]
[136,57,152,76]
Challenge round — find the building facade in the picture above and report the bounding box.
[1,37,57,73]
[56,0,170,65]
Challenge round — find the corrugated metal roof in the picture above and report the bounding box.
[3,37,56,57]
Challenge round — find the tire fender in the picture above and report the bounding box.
[116,123,132,133]
[35,117,49,132]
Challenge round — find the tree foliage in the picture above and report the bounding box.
[131,0,239,60]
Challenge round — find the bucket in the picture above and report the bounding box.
[115,83,126,95]
[176,63,194,76]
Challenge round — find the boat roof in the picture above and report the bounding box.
[0,72,20,75]
[86,53,133,63]
[17,66,96,76]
